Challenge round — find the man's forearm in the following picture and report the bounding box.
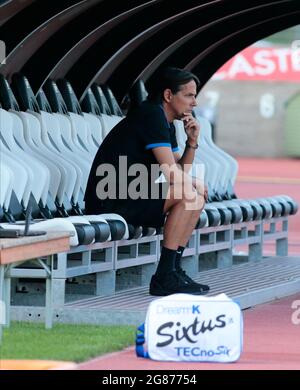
[177,145,196,173]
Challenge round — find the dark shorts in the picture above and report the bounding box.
[114,197,166,228]
[89,183,168,229]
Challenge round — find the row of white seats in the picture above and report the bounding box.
[0,75,131,246]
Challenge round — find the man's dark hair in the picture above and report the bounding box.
[147,67,200,103]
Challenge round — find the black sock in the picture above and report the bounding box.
[155,247,177,277]
[175,246,185,271]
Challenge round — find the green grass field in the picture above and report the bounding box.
[0,322,135,363]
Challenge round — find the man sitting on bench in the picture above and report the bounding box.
[85,67,209,296]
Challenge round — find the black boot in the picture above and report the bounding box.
[149,271,209,296]
[175,246,210,294]
[176,267,210,294]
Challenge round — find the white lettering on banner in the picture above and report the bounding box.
[291,49,300,71]
[254,50,276,76]
[212,47,300,81]
[291,40,300,71]
[273,48,290,72]
[227,54,254,78]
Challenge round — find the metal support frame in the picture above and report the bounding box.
[58,241,115,278]
[232,220,263,262]
[1,255,55,332]
[50,241,115,305]
[114,235,158,269]
[263,217,289,256]
[197,225,233,269]
[9,215,291,321]
[114,235,158,290]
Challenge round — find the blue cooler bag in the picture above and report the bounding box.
[136,293,243,362]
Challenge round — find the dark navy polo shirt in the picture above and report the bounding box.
[84,101,179,213]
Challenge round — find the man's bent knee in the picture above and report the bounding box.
[185,193,205,211]
[164,185,204,214]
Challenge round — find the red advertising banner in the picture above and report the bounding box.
[212,46,300,82]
